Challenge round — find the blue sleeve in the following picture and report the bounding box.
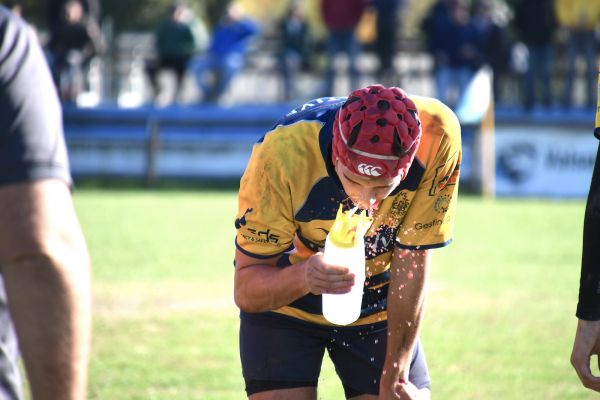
[0,8,71,188]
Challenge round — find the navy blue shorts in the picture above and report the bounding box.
[240,313,430,398]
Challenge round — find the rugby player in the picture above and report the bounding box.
[234,84,461,399]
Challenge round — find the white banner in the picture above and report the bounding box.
[495,125,598,197]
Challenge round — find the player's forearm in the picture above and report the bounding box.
[384,301,423,382]
[234,262,310,313]
[384,249,430,380]
[0,181,91,400]
[3,251,91,400]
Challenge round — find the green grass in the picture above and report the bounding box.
[72,189,598,399]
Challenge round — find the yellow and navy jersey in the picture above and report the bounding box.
[235,95,461,327]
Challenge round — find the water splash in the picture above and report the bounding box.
[348,205,359,217]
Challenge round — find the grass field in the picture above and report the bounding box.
[72,187,598,399]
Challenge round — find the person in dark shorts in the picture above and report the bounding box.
[241,315,431,398]
[0,6,91,399]
[234,84,461,399]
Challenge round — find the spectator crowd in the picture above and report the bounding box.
[3,0,600,111]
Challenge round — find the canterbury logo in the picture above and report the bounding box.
[357,163,382,176]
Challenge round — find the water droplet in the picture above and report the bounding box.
[374,339,379,344]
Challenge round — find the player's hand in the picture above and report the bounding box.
[379,378,425,400]
[571,319,600,392]
[303,253,354,295]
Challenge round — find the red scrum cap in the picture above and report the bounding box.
[332,84,422,179]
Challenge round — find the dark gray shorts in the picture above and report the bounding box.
[239,313,430,398]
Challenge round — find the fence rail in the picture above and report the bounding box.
[63,104,290,183]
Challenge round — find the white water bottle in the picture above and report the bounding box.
[322,205,371,325]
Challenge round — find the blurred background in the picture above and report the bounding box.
[8,0,596,108]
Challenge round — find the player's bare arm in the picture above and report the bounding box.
[0,179,91,400]
[234,249,354,312]
[379,248,430,399]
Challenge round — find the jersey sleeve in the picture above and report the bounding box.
[235,131,296,258]
[0,10,71,188]
[396,108,461,250]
